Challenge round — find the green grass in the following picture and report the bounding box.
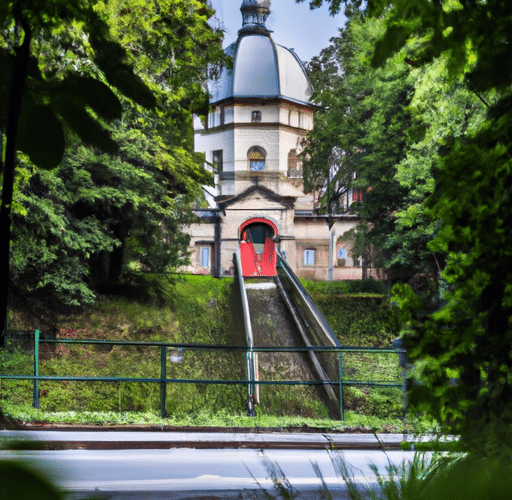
[1,401,436,434]
[2,276,412,425]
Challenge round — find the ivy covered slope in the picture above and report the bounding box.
[1,0,225,333]
[299,0,512,456]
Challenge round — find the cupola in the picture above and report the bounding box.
[239,0,272,36]
[210,0,313,107]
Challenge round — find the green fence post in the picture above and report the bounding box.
[402,371,408,421]
[338,351,344,421]
[160,346,167,419]
[33,330,40,409]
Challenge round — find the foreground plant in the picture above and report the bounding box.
[258,450,460,500]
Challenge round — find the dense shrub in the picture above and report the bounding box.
[309,293,393,346]
[301,278,388,295]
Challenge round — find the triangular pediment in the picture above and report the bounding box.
[218,184,295,211]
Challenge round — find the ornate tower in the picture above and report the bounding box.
[186,0,361,280]
[196,0,314,201]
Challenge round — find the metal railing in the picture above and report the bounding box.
[1,332,405,420]
[276,250,345,414]
[276,250,339,348]
[233,250,259,414]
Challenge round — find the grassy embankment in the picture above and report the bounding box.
[1,275,432,432]
[301,279,403,420]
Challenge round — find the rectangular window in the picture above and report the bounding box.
[250,160,265,171]
[201,247,210,268]
[212,150,223,173]
[252,110,261,123]
[304,249,315,266]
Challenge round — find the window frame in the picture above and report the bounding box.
[212,150,223,173]
[247,146,266,172]
[200,246,210,268]
[304,248,316,266]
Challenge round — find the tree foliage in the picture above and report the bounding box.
[304,16,429,276]
[0,0,155,332]
[299,0,512,453]
[1,1,225,326]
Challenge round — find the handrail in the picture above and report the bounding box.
[5,337,400,352]
[276,250,345,416]
[274,274,339,412]
[234,250,258,414]
[276,250,340,348]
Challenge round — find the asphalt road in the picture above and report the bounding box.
[0,431,421,499]
[0,447,416,499]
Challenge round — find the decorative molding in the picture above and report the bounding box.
[196,121,309,136]
[218,184,296,210]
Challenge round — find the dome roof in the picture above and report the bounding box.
[210,34,313,106]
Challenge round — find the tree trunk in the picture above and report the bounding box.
[0,20,31,337]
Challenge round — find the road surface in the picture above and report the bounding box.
[0,430,424,499]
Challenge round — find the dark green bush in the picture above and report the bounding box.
[301,278,388,295]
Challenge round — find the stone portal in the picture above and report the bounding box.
[240,218,277,277]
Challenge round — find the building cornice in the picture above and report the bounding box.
[210,96,318,110]
[294,212,360,221]
[196,121,309,136]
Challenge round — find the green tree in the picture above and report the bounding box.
[0,0,155,334]
[304,15,417,276]
[3,0,225,322]
[301,0,512,453]
[386,53,489,279]
[85,0,224,294]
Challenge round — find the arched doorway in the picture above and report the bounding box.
[239,218,277,277]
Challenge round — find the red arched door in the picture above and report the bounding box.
[240,219,277,277]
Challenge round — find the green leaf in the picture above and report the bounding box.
[56,74,123,121]
[91,40,156,109]
[17,102,64,170]
[0,49,14,127]
[57,102,118,153]
[0,461,63,500]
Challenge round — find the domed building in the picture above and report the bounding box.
[184,0,364,279]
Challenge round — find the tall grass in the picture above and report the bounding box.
[259,450,461,500]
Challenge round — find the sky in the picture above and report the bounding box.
[209,0,347,63]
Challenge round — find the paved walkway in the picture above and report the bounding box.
[0,429,430,450]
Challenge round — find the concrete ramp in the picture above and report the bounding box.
[245,279,337,418]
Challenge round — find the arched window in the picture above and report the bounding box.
[287,149,300,177]
[288,149,298,170]
[248,146,266,172]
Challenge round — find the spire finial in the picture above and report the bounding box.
[239,0,272,36]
